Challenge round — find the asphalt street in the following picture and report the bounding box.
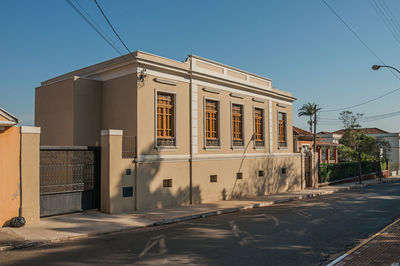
[2,181,400,265]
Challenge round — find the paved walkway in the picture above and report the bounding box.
[1,177,397,252]
[330,217,400,266]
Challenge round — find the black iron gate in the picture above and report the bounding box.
[40,146,100,217]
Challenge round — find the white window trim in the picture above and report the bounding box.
[253,106,266,150]
[154,88,178,150]
[230,101,245,149]
[277,111,288,149]
[203,97,221,150]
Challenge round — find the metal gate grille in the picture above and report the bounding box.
[40,146,100,216]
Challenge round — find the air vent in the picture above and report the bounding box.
[237,172,243,180]
[163,179,172,187]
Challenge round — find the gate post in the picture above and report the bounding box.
[101,129,123,214]
[20,126,41,224]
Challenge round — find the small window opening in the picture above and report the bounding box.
[163,179,172,187]
[236,172,243,180]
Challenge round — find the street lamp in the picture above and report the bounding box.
[371,64,400,74]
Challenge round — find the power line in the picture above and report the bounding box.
[321,86,400,112]
[72,0,123,54]
[369,0,400,46]
[65,0,122,56]
[377,0,400,37]
[93,0,135,59]
[320,0,400,113]
[319,109,400,125]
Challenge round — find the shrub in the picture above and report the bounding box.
[319,160,381,183]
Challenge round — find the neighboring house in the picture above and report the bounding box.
[0,107,40,226]
[0,107,20,225]
[293,126,338,163]
[318,128,400,174]
[35,51,312,213]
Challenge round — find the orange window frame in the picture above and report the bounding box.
[232,104,243,141]
[278,112,286,144]
[157,92,174,139]
[254,108,264,141]
[205,100,219,140]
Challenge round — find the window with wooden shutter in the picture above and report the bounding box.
[232,104,244,146]
[205,100,220,146]
[278,112,287,147]
[157,92,175,147]
[254,108,264,147]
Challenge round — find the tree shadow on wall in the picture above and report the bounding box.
[133,141,202,210]
[231,156,301,199]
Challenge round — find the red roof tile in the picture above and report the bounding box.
[293,126,312,136]
[333,128,389,134]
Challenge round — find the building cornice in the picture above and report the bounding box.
[189,54,272,82]
[39,50,296,103]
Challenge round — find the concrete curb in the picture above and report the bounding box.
[0,178,396,253]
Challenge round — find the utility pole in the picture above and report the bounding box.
[313,106,318,188]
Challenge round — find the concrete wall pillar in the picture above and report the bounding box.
[0,126,20,226]
[20,126,41,225]
[101,129,135,214]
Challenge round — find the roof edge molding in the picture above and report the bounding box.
[39,50,296,103]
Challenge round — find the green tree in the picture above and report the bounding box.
[338,111,376,184]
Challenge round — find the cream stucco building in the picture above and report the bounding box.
[35,51,310,212]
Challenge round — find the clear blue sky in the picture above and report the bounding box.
[2,0,400,132]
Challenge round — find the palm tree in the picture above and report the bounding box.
[298,102,321,154]
[298,103,315,133]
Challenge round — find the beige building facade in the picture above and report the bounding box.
[36,51,309,212]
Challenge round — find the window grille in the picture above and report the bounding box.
[122,135,136,158]
[205,100,220,146]
[232,104,244,146]
[278,112,287,147]
[254,108,264,147]
[157,92,175,147]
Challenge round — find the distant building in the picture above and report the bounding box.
[293,126,338,163]
[318,128,400,175]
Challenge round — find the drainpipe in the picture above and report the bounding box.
[134,135,138,211]
[19,128,23,218]
[189,58,193,205]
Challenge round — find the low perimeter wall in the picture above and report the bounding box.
[0,126,40,226]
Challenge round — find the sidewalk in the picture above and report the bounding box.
[1,177,398,252]
[328,216,400,266]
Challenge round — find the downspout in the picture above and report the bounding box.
[189,58,193,205]
[134,136,138,211]
[19,128,23,217]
